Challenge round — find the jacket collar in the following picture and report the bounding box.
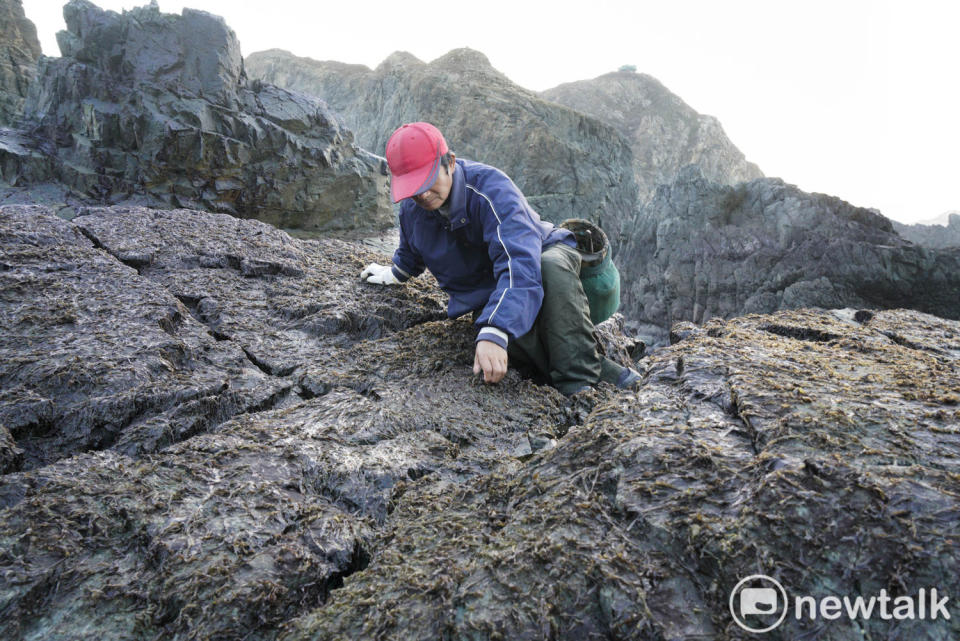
[445,160,469,230]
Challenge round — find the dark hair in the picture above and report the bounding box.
[440,151,453,172]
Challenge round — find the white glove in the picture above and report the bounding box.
[360,262,400,285]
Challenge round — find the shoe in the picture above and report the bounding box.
[615,367,642,390]
[563,384,593,397]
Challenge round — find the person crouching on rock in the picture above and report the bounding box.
[360,121,639,396]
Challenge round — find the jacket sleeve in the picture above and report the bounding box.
[471,177,544,347]
[391,209,425,282]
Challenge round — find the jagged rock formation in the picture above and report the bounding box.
[541,70,763,201]
[893,212,960,249]
[0,0,391,232]
[2,202,959,640]
[0,0,40,125]
[245,48,639,237]
[619,167,960,345]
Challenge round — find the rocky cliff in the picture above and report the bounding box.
[542,70,763,200]
[245,48,639,238]
[619,167,960,345]
[893,212,960,249]
[0,0,40,125]
[0,0,391,232]
[1,202,959,640]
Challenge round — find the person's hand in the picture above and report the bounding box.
[473,340,508,384]
[360,263,400,285]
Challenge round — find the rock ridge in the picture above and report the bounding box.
[245,47,640,238]
[0,0,41,125]
[541,70,763,201]
[893,212,960,249]
[0,0,392,232]
[618,166,960,345]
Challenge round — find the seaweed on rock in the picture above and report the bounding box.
[1,204,958,640]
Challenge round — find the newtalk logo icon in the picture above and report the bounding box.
[730,575,789,633]
[729,574,951,633]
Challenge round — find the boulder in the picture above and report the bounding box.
[3,0,392,232]
[0,0,40,125]
[541,70,763,201]
[619,167,960,345]
[245,48,639,240]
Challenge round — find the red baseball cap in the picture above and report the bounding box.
[385,122,449,203]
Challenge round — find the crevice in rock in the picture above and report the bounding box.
[13,412,138,471]
[241,347,296,377]
[326,539,372,593]
[75,225,146,274]
[239,384,295,417]
[174,294,204,324]
[726,389,762,456]
[173,295,301,378]
[9,417,56,442]
[157,305,185,337]
[171,294,232,343]
[879,330,942,355]
[760,324,840,343]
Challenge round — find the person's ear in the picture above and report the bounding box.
[447,152,456,174]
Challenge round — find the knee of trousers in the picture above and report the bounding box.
[540,245,581,289]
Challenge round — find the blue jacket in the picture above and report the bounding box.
[391,158,575,349]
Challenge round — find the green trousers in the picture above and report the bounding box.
[506,242,626,395]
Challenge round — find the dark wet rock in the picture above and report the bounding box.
[0,202,598,639]
[0,446,375,640]
[2,201,958,640]
[0,345,582,640]
[0,0,40,125]
[0,204,446,470]
[245,48,639,237]
[3,0,391,232]
[73,205,448,372]
[542,70,763,201]
[893,212,960,249]
[619,167,960,346]
[279,307,960,641]
[0,204,282,469]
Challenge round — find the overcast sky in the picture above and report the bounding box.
[26,0,960,224]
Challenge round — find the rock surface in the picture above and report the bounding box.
[0,203,446,472]
[893,212,960,249]
[1,202,959,640]
[1,0,391,232]
[542,70,763,200]
[619,167,960,345]
[0,0,40,125]
[245,48,639,237]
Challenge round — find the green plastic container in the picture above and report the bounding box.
[559,218,620,324]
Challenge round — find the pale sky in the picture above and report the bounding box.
[25,0,960,224]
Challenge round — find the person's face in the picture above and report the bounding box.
[412,153,456,210]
